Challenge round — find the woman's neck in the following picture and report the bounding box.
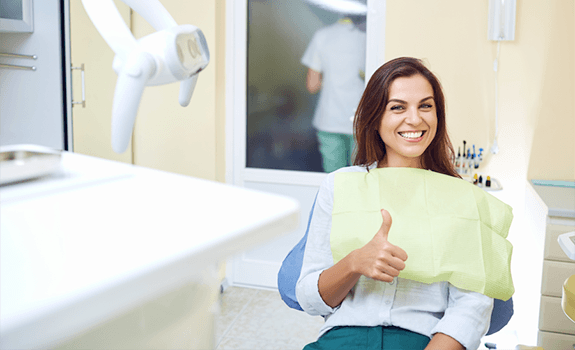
[378,156,424,169]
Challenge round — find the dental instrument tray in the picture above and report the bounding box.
[0,145,62,185]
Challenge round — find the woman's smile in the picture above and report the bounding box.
[398,130,426,141]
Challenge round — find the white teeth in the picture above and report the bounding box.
[399,131,423,139]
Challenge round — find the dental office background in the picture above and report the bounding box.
[1,0,574,345]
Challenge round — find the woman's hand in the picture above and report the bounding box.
[317,209,408,308]
[350,209,408,282]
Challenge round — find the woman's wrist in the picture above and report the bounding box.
[424,333,464,350]
[347,249,361,275]
[318,252,363,308]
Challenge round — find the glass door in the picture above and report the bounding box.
[226,0,384,289]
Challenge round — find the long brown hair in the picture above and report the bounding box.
[353,57,460,178]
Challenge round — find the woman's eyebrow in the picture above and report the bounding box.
[387,96,434,104]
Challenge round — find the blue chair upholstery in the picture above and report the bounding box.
[277,194,514,335]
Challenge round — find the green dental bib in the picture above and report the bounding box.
[332,168,514,300]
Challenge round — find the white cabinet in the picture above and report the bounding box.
[0,151,299,349]
[0,0,67,149]
[532,184,575,349]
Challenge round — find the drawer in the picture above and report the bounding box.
[545,224,575,262]
[541,260,575,297]
[539,295,575,335]
[537,330,575,350]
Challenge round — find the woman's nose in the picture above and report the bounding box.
[405,107,423,125]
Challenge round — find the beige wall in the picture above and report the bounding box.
[129,0,574,184]
[70,0,134,164]
[523,1,575,181]
[384,1,574,341]
[131,0,226,182]
[385,0,574,182]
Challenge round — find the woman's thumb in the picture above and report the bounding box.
[377,209,392,239]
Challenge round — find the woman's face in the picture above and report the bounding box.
[378,74,437,168]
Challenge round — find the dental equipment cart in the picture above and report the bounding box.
[0,146,299,349]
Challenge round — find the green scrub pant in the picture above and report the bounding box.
[303,326,430,350]
[316,131,355,173]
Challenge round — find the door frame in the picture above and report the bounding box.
[61,0,74,151]
[224,0,386,286]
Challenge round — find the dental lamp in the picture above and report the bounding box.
[81,0,210,153]
[304,0,367,15]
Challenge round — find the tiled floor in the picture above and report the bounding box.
[214,286,324,350]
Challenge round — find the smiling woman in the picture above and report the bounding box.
[353,57,459,178]
[295,57,500,350]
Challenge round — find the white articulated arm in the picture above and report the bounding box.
[179,74,199,107]
[111,52,156,154]
[81,0,210,153]
[122,0,177,30]
[81,0,136,63]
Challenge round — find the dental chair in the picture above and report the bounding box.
[277,194,514,336]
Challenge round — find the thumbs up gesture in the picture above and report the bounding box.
[351,209,408,282]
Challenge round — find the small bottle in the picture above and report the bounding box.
[473,173,478,185]
[479,175,483,186]
[486,176,491,188]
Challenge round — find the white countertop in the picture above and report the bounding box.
[0,151,299,349]
[530,181,575,219]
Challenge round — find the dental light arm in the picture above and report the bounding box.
[81,0,210,153]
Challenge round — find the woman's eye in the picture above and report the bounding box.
[420,104,433,109]
[390,105,404,111]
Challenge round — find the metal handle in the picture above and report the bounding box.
[0,63,36,71]
[71,63,86,108]
[0,52,37,60]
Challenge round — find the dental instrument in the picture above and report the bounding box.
[455,147,461,169]
[473,145,479,169]
[464,149,472,175]
[81,0,210,153]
